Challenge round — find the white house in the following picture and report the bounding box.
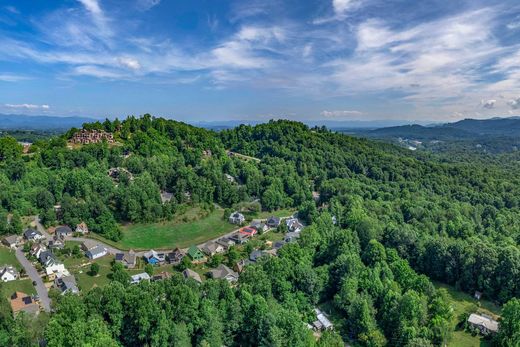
[130,272,151,285]
[46,263,70,280]
[0,266,19,282]
[86,245,108,260]
[228,211,245,225]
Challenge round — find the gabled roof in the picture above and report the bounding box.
[3,235,19,245]
[468,313,499,332]
[183,268,202,283]
[55,225,72,235]
[188,245,203,258]
[24,228,41,239]
[87,245,107,256]
[209,264,238,281]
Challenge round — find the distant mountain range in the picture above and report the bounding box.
[0,114,95,130]
[356,117,520,140]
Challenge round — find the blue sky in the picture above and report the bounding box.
[1,0,520,122]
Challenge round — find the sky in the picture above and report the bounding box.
[1,0,520,122]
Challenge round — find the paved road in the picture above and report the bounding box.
[33,216,52,239]
[15,249,51,312]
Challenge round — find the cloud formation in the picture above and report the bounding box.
[5,104,50,110]
[321,110,363,118]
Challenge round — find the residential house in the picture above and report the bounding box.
[285,218,304,233]
[208,264,239,283]
[2,235,20,249]
[10,292,39,316]
[86,245,108,260]
[216,237,235,250]
[234,259,252,273]
[166,248,185,265]
[54,275,79,295]
[273,241,285,250]
[39,250,57,267]
[284,232,301,243]
[249,250,269,262]
[152,271,172,282]
[239,227,257,237]
[201,241,225,256]
[24,228,44,242]
[30,243,47,258]
[467,313,499,335]
[47,237,65,250]
[115,251,136,268]
[266,216,281,228]
[81,240,98,252]
[250,221,268,233]
[0,265,19,282]
[312,308,334,331]
[182,269,202,284]
[228,211,245,225]
[130,272,151,285]
[229,232,250,244]
[46,263,69,281]
[143,250,166,265]
[55,225,73,239]
[75,222,89,234]
[187,246,205,263]
[160,191,174,204]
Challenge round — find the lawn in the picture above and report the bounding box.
[0,279,36,299]
[74,256,114,291]
[111,208,238,250]
[246,208,296,220]
[0,246,22,270]
[434,282,500,347]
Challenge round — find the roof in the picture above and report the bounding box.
[183,268,202,283]
[249,250,268,262]
[468,313,499,332]
[0,265,19,277]
[131,272,151,283]
[39,251,57,265]
[160,191,174,203]
[55,226,72,235]
[188,245,203,257]
[239,227,256,235]
[267,216,280,223]
[314,308,333,330]
[10,292,39,315]
[76,222,88,230]
[81,239,98,250]
[87,245,107,256]
[202,241,222,254]
[3,235,19,244]
[24,228,41,239]
[209,264,238,281]
[56,275,79,294]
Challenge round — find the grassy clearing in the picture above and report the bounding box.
[0,279,36,299]
[433,282,500,347]
[74,256,114,291]
[0,246,22,270]
[114,207,237,250]
[249,208,296,220]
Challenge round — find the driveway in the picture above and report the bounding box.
[15,249,51,312]
[32,216,52,239]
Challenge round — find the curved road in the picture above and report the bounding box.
[15,249,51,312]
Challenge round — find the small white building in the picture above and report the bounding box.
[467,313,499,335]
[46,263,70,280]
[130,272,151,285]
[86,245,108,260]
[312,308,333,331]
[0,265,19,282]
[229,211,245,225]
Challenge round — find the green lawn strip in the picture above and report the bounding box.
[433,281,500,347]
[119,209,237,250]
[0,279,36,299]
[73,256,114,291]
[0,246,22,271]
[246,209,296,220]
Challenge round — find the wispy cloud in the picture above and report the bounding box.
[136,0,161,11]
[321,110,363,118]
[5,104,50,110]
[0,74,28,82]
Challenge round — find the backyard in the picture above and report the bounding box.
[434,282,501,347]
[0,246,22,270]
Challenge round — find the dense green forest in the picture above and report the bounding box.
[0,116,519,346]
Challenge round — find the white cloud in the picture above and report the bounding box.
[0,74,28,82]
[117,57,141,70]
[332,0,360,15]
[321,110,363,118]
[5,104,50,110]
[77,0,102,16]
[73,65,125,79]
[481,99,496,109]
[508,97,520,109]
[136,0,161,11]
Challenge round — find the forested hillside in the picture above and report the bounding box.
[0,116,519,346]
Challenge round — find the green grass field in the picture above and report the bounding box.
[74,256,114,291]
[107,208,238,250]
[0,246,22,270]
[434,282,500,347]
[0,279,36,299]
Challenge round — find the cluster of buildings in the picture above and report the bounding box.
[70,129,114,145]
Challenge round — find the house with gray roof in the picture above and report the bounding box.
[86,245,108,260]
[201,241,225,256]
[0,265,19,282]
[208,264,239,283]
[182,268,202,284]
[130,272,151,285]
[55,225,73,239]
[2,235,20,249]
[54,275,79,295]
[228,211,245,225]
[115,251,136,268]
[24,228,44,242]
[467,313,499,335]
